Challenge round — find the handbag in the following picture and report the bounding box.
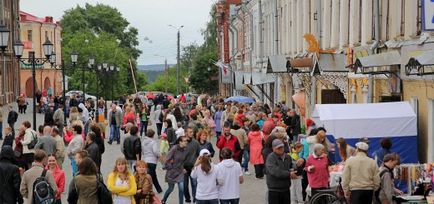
[96,174,113,204]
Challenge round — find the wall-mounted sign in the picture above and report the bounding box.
[423,0,434,31]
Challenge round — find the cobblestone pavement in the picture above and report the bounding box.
[1,100,268,204]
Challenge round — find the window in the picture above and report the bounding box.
[27,30,32,42]
[45,31,48,40]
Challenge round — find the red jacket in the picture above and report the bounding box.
[216,135,241,160]
[46,165,65,199]
[305,154,330,189]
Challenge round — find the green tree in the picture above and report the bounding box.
[61,3,146,99]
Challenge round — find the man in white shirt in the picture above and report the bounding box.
[66,125,83,176]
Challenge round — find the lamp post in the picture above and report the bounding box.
[0,25,9,103]
[168,24,184,96]
[14,38,54,130]
[49,51,78,126]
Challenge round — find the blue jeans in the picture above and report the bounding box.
[70,156,78,176]
[242,149,249,171]
[219,198,240,204]
[162,181,184,204]
[196,199,219,204]
[109,124,120,143]
[140,121,148,136]
[184,166,198,202]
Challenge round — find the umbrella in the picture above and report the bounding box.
[224,96,255,104]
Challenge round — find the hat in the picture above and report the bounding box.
[355,142,369,151]
[161,133,167,139]
[272,139,284,149]
[199,149,211,157]
[359,137,370,144]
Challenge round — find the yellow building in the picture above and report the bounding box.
[19,11,62,97]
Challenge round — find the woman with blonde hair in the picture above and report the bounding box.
[69,106,80,124]
[107,157,138,204]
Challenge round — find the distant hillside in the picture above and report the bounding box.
[138,64,173,71]
[141,70,164,83]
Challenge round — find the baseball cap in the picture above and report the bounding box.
[272,139,284,149]
[199,149,211,157]
[355,142,369,151]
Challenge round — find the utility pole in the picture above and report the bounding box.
[165,58,168,94]
[176,30,180,96]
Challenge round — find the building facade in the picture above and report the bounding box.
[19,11,62,97]
[0,0,21,105]
[217,0,434,162]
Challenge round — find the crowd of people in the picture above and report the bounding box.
[0,92,408,204]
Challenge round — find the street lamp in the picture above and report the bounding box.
[0,25,10,103]
[168,24,184,96]
[14,37,53,130]
[49,51,79,126]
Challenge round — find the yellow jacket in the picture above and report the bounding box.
[107,172,137,204]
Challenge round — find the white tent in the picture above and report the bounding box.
[312,102,417,138]
[312,102,418,163]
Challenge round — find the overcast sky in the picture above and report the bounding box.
[21,0,215,65]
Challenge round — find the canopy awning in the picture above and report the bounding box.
[267,55,288,73]
[251,72,275,85]
[353,51,401,75]
[318,54,348,72]
[243,72,251,85]
[405,49,434,76]
[234,71,244,90]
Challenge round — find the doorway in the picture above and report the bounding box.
[321,89,346,104]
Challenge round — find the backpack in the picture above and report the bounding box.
[374,168,390,203]
[28,131,38,149]
[33,170,55,204]
[97,174,113,204]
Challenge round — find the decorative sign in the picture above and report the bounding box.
[423,0,434,31]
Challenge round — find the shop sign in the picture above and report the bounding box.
[423,0,434,31]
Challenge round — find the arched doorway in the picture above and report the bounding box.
[25,77,37,97]
[44,77,51,91]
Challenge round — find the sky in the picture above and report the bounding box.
[21,0,215,65]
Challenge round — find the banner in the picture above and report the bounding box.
[216,61,232,84]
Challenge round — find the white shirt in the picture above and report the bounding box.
[191,164,219,200]
[216,159,243,200]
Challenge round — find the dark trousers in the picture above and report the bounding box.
[254,164,264,178]
[219,198,239,204]
[268,190,290,204]
[184,165,197,202]
[22,153,34,170]
[147,163,162,193]
[8,122,15,136]
[351,190,373,204]
[156,123,163,137]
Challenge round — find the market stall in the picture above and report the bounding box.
[312,102,418,163]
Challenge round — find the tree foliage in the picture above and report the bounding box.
[60,3,146,99]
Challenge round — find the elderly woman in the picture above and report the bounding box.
[305,144,329,196]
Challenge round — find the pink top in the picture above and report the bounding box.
[305,154,329,189]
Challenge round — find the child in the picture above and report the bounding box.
[2,127,14,148]
[290,142,303,161]
[134,160,154,204]
[159,133,170,167]
[175,122,185,138]
[291,158,306,204]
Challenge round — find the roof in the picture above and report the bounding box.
[354,51,401,68]
[318,54,348,72]
[20,11,60,25]
[267,55,288,73]
[408,49,434,65]
[251,72,275,85]
[312,102,417,138]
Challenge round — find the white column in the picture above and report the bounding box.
[310,0,318,38]
[404,0,417,39]
[330,0,340,48]
[302,0,310,50]
[322,0,331,49]
[361,0,373,46]
[339,0,349,49]
[290,0,296,57]
[296,0,302,54]
[389,0,402,39]
[349,0,360,46]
